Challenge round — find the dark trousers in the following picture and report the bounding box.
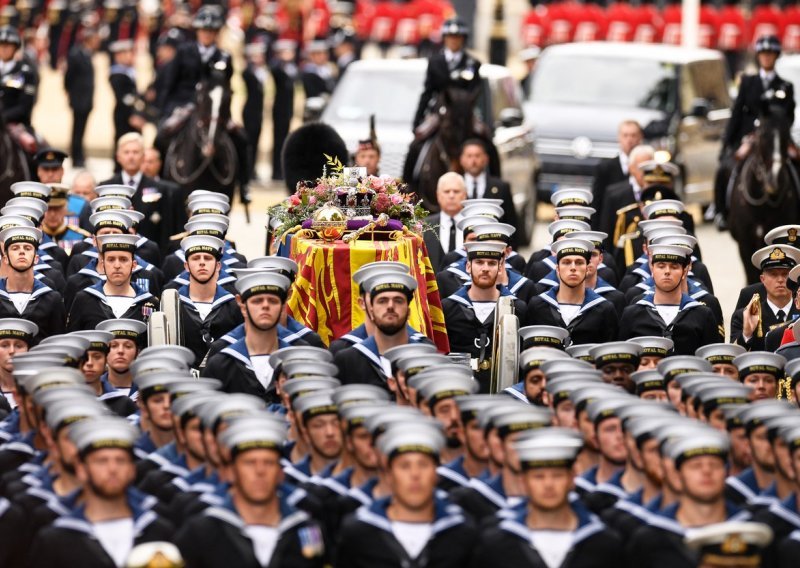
[70,109,90,166]
[271,97,292,181]
[714,150,737,217]
[245,123,262,180]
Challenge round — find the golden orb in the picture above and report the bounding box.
[312,202,347,242]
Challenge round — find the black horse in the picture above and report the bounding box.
[0,109,30,206]
[729,101,800,284]
[162,77,240,203]
[403,86,499,212]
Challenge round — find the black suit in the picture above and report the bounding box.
[109,64,142,146]
[465,174,520,248]
[242,62,266,179]
[598,180,636,251]
[159,43,234,116]
[591,155,626,230]
[413,50,481,129]
[97,173,187,253]
[724,73,795,150]
[269,58,297,180]
[423,213,447,272]
[64,45,94,165]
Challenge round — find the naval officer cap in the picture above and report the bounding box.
[0,226,41,248]
[331,384,391,407]
[247,256,299,279]
[733,352,786,381]
[590,342,642,368]
[765,225,800,246]
[548,219,590,241]
[551,238,593,261]
[97,233,139,254]
[555,205,596,223]
[219,419,287,459]
[630,336,673,358]
[282,360,339,379]
[417,374,479,408]
[519,325,570,350]
[551,187,593,207]
[515,433,583,470]
[282,377,341,402]
[472,222,516,244]
[293,391,339,424]
[657,355,712,383]
[519,347,570,373]
[362,272,418,300]
[235,272,292,301]
[377,422,446,462]
[352,261,409,294]
[751,244,800,271]
[464,241,506,261]
[70,416,139,456]
[11,181,51,201]
[89,210,133,233]
[0,318,37,343]
[180,235,224,259]
[268,345,334,369]
[685,521,773,566]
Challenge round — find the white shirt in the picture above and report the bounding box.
[7,292,30,314]
[195,302,213,321]
[766,297,792,320]
[244,525,279,567]
[463,173,486,200]
[619,152,629,176]
[438,213,463,253]
[198,43,217,63]
[106,295,136,319]
[379,355,392,378]
[251,355,274,390]
[443,48,462,69]
[3,391,16,409]
[473,301,496,323]
[628,175,642,202]
[530,529,572,568]
[93,518,134,568]
[122,171,142,188]
[391,521,432,559]
[655,304,680,326]
[559,303,581,326]
[0,60,14,76]
[760,68,776,88]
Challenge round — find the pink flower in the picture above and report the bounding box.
[308,196,317,205]
[369,176,385,191]
[373,193,391,213]
[390,193,404,205]
[289,195,301,206]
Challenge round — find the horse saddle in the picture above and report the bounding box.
[414,112,441,142]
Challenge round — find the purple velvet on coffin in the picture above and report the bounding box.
[301,218,405,240]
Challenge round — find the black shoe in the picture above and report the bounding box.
[714,213,728,231]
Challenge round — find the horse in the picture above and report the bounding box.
[0,110,30,206]
[403,86,500,212]
[162,76,240,204]
[729,103,800,284]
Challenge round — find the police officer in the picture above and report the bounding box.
[413,18,481,130]
[716,34,796,229]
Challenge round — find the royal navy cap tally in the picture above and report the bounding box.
[268,345,334,369]
[477,401,528,431]
[293,391,338,423]
[417,375,478,407]
[519,346,570,373]
[668,430,729,468]
[630,336,673,357]
[89,210,133,232]
[171,391,220,422]
[548,219,590,240]
[733,352,786,380]
[464,241,506,261]
[657,356,713,383]
[11,181,51,201]
[551,187,593,207]
[695,343,746,366]
[565,230,607,249]
[648,244,691,265]
[352,261,409,291]
[631,370,666,395]
[589,342,642,367]
[519,325,570,349]
[282,377,341,401]
[650,234,698,253]
[180,235,224,258]
[454,394,503,423]
[0,215,34,231]
[219,420,287,457]
[331,384,391,407]
[515,433,583,469]
[24,367,85,395]
[188,198,230,216]
[566,343,596,362]
[0,226,41,247]
[551,238,593,260]
[91,196,132,213]
[696,384,754,413]
[555,205,596,222]
[247,256,300,279]
[185,214,230,235]
[643,199,685,219]
[586,396,635,425]
[235,272,292,300]
[282,360,339,379]
[362,272,418,298]
[0,318,38,341]
[96,318,147,340]
[545,378,602,406]
[96,184,137,199]
[377,422,446,460]
[0,205,43,222]
[70,330,113,352]
[70,416,138,455]
[751,245,800,271]
[97,233,139,253]
[493,406,553,438]
[472,222,515,244]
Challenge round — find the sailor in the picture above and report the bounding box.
[590,342,643,393]
[630,336,674,370]
[695,343,746,379]
[732,351,786,400]
[95,318,147,397]
[0,318,36,409]
[503,342,570,405]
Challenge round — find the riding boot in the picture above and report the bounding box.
[713,151,735,230]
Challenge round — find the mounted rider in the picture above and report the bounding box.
[713,34,796,230]
[412,18,482,134]
[0,25,38,154]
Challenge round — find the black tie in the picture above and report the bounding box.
[468,179,476,199]
[777,310,786,323]
[447,217,456,253]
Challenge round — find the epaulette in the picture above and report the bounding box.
[170,231,189,241]
[67,225,92,238]
[617,231,641,244]
[616,203,640,216]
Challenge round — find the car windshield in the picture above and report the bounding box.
[324,69,425,123]
[530,54,678,113]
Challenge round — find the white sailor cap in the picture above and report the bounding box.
[590,341,643,367]
[268,345,334,369]
[282,360,339,379]
[188,190,231,204]
[90,196,132,212]
[643,199,685,219]
[551,187,592,207]
[406,364,474,390]
[548,219,590,240]
[95,184,136,199]
[247,256,300,279]
[96,233,139,253]
[493,405,553,438]
[196,394,267,431]
[0,226,41,247]
[282,377,341,401]
[170,391,220,418]
[657,355,713,383]
[293,391,338,423]
[464,240,506,261]
[0,204,43,222]
[69,416,139,455]
[641,224,687,241]
[732,352,786,380]
[33,383,96,408]
[751,245,800,271]
[89,210,132,232]
[696,384,753,414]
[650,233,697,251]
[331,384,391,407]
[235,272,292,300]
[40,333,93,353]
[555,205,596,222]
[630,370,666,395]
[565,343,596,362]
[180,235,224,258]
[382,343,438,364]
[218,419,287,457]
[167,379,222,401]
[6,197,48,216]
[96,318,147,340]
[456,215,495,234]
[134,372,188,401]
[519,325,570,349]
[185,214,230,235]
[0,318,38,342]
[695,343,746,366]
[417,374,478,407]
[45,399,108,433]
[188,199,230,216]
[365,406,428,436]
[668,431,729,468]
[565,230,607,249]
[0,214,34,231]
[540,357,595,376]
[684,521,773,563]
[459,202,504,220]
[515,432,583,470]
[139,345,195,366]
[362,272,418,299]
[377,422,446,461]
[472,222,516,244]
[453,394,502,422]
[338,401,392,430]
[545,378,603,407]
[519,346,570,372]
[11,181,51,200]
[551,238,593,260]
[630,336,674,357]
